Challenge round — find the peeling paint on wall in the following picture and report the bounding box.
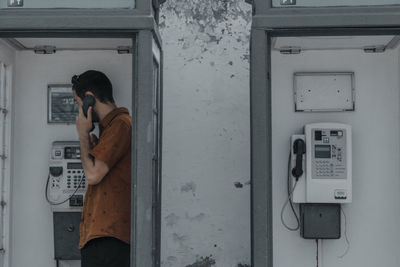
[160,0,251,266]
[165,213,180,227]
[181,181,197,196]
[186,256,216,267]
[185,212,206,222]
[160,0,251,63]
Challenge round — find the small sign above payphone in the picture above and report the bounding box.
[48,84,78,124]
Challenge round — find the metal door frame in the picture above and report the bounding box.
[250,11,400,266]
[0,28,163,267]
[0,0,165,21]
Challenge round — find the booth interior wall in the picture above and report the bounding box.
[10,49,132,267]
[271,46,400,267]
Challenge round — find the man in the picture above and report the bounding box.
[72,70,131,267]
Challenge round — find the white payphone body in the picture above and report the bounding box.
[291,123,352,203]
[47,141,88,261]
[47,141,87,211]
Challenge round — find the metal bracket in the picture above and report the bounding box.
[281,0,296,5]
[0,155,7,160]
[0,201,6,208]
[363,45,386,53]
[117,46,132,54]
[8,0,23,7]
[0,108,8,115]
[280,46,301,54]
[34,46,56,54]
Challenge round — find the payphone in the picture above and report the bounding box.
[282,123,352,238]
[46,141,87,261]
[290,123,352,203]
[46,141,87,210]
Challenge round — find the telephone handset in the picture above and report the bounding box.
[292,139,306,180]
[82,95,95,132]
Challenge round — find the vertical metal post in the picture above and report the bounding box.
[253,0,272,15]
[250,29,273,267]
[131,30,156,267]
[151,37,162,267]
[136,0,152,15]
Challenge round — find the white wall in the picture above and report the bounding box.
[272,47,400,267]
[159,1,252,266]
[10,49,132,267]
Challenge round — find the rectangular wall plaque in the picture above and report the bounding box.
[294,72,355,112]
[48,84,78,124]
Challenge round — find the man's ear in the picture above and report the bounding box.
[85,91,95,97]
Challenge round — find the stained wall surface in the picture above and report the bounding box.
[159,1,252,266]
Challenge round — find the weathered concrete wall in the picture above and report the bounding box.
[159,1,252,266]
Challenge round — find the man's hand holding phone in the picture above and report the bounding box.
[76,105,93,138]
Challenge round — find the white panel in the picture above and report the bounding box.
[273,0,400,7]
[274,36,395,51]
[294,72,354,112]
[0,63,5,263]
[0,41,15,267]
[2,65,12,267]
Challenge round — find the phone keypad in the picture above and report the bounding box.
[66,170,86,189]
[316,160,334,177]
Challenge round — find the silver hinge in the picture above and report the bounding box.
[363,46,386,53]
[0,108,8,115]
[8,0,23,7]
[0,155,7,160]
[34,46,56,54]
[281,0,296,5]
[117,46,133,54]
[280,47,301,55]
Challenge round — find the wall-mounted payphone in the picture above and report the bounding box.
[282,123,352,238]
[46,141,87,261]
[46,141,87,210]
[290,123,352,203]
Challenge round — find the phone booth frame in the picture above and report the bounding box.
[0,1,164,266]
[249,3,400,267]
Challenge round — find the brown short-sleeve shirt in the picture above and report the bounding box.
[79,107,132,249]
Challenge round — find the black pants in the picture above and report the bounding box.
[81,237,130,267]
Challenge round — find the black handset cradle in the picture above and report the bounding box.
[292,139,306,180]
[82,95,95,132]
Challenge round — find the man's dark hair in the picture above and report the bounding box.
[71,70,115,103]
